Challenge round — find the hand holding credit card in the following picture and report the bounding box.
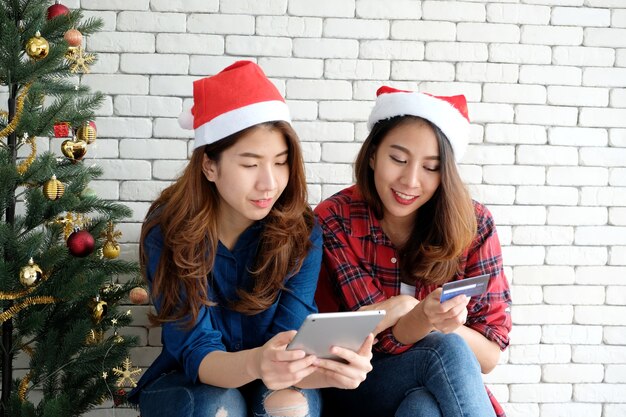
[440,274,490,303]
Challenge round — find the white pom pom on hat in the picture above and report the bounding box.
[178,107,194,130]
[367,86,471,162]
[178,60,291,149]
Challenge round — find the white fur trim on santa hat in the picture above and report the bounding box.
[193,100,291,149]
[368,92,470,162]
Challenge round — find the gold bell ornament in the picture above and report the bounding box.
[89,296,108,324]
[43,175,65,200]
[19,258,43,287]
[26,31,49,60]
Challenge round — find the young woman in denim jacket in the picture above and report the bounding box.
[128,61,374,417]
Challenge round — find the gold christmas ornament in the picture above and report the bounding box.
[89,296,108,324]
[86,328,104,345]
[63,28,82,47]
[101,221,122,259]
[113,357,142,388]
[43,175,65,200]
[103,241,121,259]
[66,45,95,73]
[19,258,43,288]
[101,282,122,295]
[61,138,87,161]
[26,31,49,60]
[76,122,97,144]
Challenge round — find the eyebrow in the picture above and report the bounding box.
[237,149,289,159]
[390,144,440,160]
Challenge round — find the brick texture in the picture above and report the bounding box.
[72,1,626,415]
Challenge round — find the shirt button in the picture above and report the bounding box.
[234,343,241,350]
[391,257,397,264]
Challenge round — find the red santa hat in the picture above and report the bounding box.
[179,60,291,149]
[367,86,471,161]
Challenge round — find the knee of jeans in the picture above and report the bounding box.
[263,388,309,417]
[429,333,477,366]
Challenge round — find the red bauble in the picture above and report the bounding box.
[64,28,83,47]
[67,229,95,257]
[129,287,149,305]
[47,1,70,20]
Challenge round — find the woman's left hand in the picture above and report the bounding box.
[313,333,375,389]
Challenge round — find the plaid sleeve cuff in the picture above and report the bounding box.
[374,328,413,355]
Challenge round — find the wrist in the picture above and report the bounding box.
[245,347,261,380]
[412,301,434,332]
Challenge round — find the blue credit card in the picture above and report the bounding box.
[440,274,490,303]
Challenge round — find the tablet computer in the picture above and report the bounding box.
[287,310,386,361]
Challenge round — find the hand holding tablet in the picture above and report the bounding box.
[287,310,385,361]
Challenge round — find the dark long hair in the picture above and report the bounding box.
[140,122,314,326]
[354,116,477,285]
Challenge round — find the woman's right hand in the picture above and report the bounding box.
[359,295,419,335]
[250,330,318,390]
[417,288,470,334]
[313,333,375,389]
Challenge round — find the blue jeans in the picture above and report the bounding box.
[139,371,322,417]
[322,332,496,417]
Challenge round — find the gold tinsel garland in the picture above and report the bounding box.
[0,286,37,300]
[18,372,31,402]
[0,83,32,139]
[0,296,58,324]
[22,345,34,357]
[17,135,37,174]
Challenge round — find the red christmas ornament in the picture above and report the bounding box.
[129,287,149,305]
[47,1,70,20]
[67,228,95,257]
[64,28,82,47]
[113,388,127,407]
[53,122,70,137]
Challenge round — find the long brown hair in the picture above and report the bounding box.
[140,121,314,326]
[354,116,477,285]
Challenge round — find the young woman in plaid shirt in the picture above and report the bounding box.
[315,86,512,417]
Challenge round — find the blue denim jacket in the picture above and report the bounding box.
[128,220,322,403]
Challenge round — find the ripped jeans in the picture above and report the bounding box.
[138,371,322,417]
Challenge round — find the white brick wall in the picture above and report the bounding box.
[71,1,626,415]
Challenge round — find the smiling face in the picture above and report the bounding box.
[202,124,289,234]
[369,118,442,228]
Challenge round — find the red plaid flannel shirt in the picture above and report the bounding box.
[314,185,512,417]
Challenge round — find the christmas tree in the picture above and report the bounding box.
[1,1,144,416]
